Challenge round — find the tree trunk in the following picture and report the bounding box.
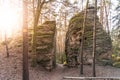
[81,0,83,10]
[92,0,97,77]
[31,1,53,66]
[109,0,111,32]
[4,32,9,57]
[104,0,110,35]
[32,0,45,58]
[22,0,29,80]
[80,0,89,75]
[100,0,104,26]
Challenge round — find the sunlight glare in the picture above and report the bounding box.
[0,6,20,38]
[0,8,16,28]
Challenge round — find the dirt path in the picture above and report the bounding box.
[0,48,120,80]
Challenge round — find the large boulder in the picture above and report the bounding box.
[65,7,112,67]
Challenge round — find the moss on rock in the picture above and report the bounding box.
[65,8,112,67]
[113,62,120,68]
[31,21,56,70]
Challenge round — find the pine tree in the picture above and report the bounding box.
[80,0,89,75]
[22,0,29,80]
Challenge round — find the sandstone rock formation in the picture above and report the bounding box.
[65,8,112,67]
[30,21,56,70]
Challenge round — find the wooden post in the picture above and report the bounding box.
[63,76,120,79]
[22,0,29,80]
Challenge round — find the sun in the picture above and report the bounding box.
[0,7,16,28]
[0,6,19,38]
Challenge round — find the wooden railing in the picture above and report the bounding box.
[63,76,120,80]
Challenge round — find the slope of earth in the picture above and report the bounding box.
[0,45,120,80]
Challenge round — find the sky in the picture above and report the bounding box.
[110,0,118,30]
[0,0,119,40]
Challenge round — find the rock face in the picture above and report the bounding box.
[34,21,56,70]
[65,8,112,67]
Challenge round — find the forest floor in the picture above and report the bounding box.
[0,46,120,80]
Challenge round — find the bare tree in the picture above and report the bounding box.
[103,0,110,35]
[32,0,54,58]
[100,0,111,34]
[23,0,29,80]
[80,0,89,75]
